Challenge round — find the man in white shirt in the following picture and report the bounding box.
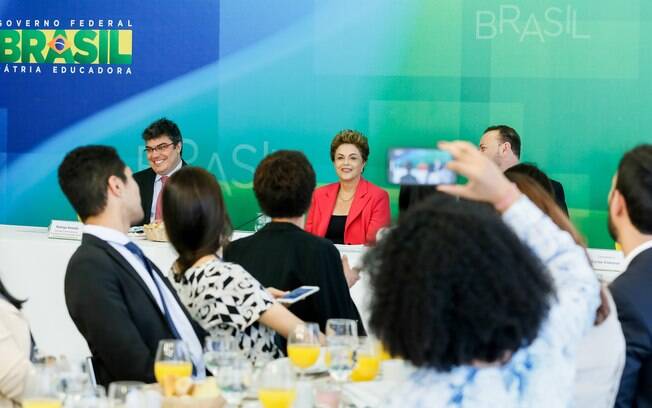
[607,145,652,408]
[58,145,205,386]
[133,118,185,226]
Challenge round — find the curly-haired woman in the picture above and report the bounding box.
[365,141,600,407]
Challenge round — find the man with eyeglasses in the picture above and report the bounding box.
[133,118,185,226]
[479,125,568,215]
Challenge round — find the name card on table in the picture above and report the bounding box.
[48,220,83,240]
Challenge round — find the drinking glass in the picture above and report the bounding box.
[350,337,381,382]
[107,381,144,408]
[22,364,63,408]
[203,334,238,377]
[64,384,108,408]
[325,319,358,383]
[287,322,321,377]
[154,339,192,385]
[215,354,252,406]
[257,360,297,408]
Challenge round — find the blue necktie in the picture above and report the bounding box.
[123,242,182,340]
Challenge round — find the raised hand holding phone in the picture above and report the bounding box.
[436,141,521,213]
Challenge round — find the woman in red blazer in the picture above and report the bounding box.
[305,130,390,245]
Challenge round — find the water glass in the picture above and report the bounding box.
[107,381,145,408]
[203,334,238,376]
[325,319,358,383]
[64,384,108,408]
[216,355,252,406]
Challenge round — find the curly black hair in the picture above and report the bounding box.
[253,150,316,218]
[364,194,554,371]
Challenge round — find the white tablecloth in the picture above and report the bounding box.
[0,225,370,364]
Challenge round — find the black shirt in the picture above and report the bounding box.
[325,215,347,245]
[223,222,364,335]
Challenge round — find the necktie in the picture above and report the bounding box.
[154,175,169,221]
[123,241,181,340]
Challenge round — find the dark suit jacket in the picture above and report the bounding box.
[133,161,186,226]
[64,233,206,386]
[550,179,569,216]
[610,247,652,408]
[223,222,365,335]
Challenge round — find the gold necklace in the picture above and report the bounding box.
[338,192,354,202]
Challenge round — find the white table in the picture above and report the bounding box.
[0,224,621,365]
[0,225,370,364]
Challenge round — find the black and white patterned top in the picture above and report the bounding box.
[170,258,282,364]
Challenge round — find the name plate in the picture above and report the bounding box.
[587,248,624,272]
[48,220,83,240]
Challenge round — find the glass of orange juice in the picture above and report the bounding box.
[154,339,193,385]
[22,365,63,408]
[287,322,321,378]
[257,360,297,408]
[350,337,381,382]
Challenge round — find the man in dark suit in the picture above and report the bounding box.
[133,118,185,225]
[479,125,569,215]
[58,145,205,386]
[607,145,652,407]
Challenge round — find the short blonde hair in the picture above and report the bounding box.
[330,129,369,162]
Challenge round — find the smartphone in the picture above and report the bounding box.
[388,147,456,185]
[277,286,320,304]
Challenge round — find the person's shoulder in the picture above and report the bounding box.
[364,179,389,196]
[132,167,154,182]
[314,182,339,198]
[296,229,340,255]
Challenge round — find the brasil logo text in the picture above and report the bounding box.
[1,29,132,75]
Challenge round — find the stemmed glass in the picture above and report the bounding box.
[287,322,321,378]
[257,360,297,408]
[203,334,238,377]
[154,339,193,385]
[215,355,252,407]
[350,337,381,382]
[107,381,145,408]
[325,319,358,383]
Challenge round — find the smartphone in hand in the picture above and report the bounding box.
[277,286,320,304]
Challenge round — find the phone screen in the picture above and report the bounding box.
[388,148,456,185]
[282,287,315,300]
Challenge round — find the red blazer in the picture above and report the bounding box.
[305,178,390,245]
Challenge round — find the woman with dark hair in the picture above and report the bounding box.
[0,279,33,407]
[365,141,600,406]
[163,166,304,364]
[505,172,625,408]
[305,129,390,245]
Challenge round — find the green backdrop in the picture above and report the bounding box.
[5,1,650,249]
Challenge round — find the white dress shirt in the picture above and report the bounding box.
[83,224,205,377]
[574,289,625,408]
[621,239,652,271]
[150,160,183,222]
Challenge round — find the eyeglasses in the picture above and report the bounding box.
[144,142,176,154]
